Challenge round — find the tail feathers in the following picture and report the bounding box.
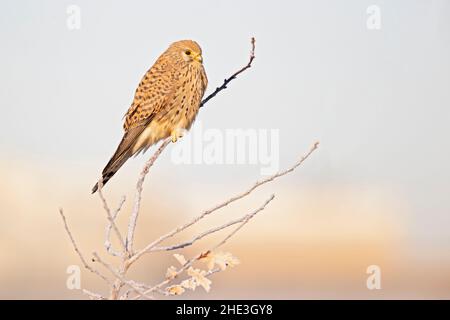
[92,150,132,193]
[91,170,116,194]
[92,135,136,194]
[91,150,132,193]
[91,120,154,194]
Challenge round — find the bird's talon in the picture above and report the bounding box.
[171,130,184,143]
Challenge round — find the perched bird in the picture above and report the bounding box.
[92,40,208,193]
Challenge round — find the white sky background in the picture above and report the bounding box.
[0,0,449,257]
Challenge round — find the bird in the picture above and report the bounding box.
[92,40,208,193]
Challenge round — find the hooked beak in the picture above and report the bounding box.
[194,54,203,63]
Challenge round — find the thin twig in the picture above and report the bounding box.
[82,289,106,300]
[104,195,126,257]
[151,194,275,252]
[97,180,127,254]
[212,194,275,250]
[126,138,172,253]
[200,37,256,108]
[92,252,154,300]
[58,208,112,285]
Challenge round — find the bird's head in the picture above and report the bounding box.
[171,40,203,64]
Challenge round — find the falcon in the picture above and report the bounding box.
[92,40,208,193]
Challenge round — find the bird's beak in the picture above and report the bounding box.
[194,54,203,63]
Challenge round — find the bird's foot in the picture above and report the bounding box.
[171,129,185,143]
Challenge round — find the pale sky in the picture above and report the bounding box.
[1,0,449,262]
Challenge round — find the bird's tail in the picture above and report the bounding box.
[91,136,134,193]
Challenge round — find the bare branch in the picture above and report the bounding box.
[58,208,112,285]
[212,194,275,250]
[82,289,106,300]
[151,194,275,252]
[96,180,127,255]
[200,37,256,108]
[104,195,126,257]
[126,138,172,253]
[92,252,154,300]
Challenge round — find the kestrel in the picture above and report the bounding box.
[92,40,208,193]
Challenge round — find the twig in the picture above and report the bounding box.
[212,194,275,250]
[58,208,112,285]
[105,195,126,257]
[92,252,154,300]
[200,37,256,108]
[151,194,275,252]
[126,138,172,253]
[82,289,106,300]
[97,179,127,255]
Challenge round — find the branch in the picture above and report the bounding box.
[58,208,112,285]
[82,289,106,300]
[126,138,172,253]
[104,195,126,257]
[212,195,275,250]
[92,252,154,300]
[97,179,127,255]
[151,194,275,252]
[199,37,255,108]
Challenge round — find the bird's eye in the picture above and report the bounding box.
[185,50,192,55]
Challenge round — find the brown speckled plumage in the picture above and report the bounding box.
[92,40,207,193]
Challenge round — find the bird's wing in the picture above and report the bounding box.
[101,58,177,175]
[123,57,176,132]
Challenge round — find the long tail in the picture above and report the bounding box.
[92,132,139,193]
[91,151,131,193]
